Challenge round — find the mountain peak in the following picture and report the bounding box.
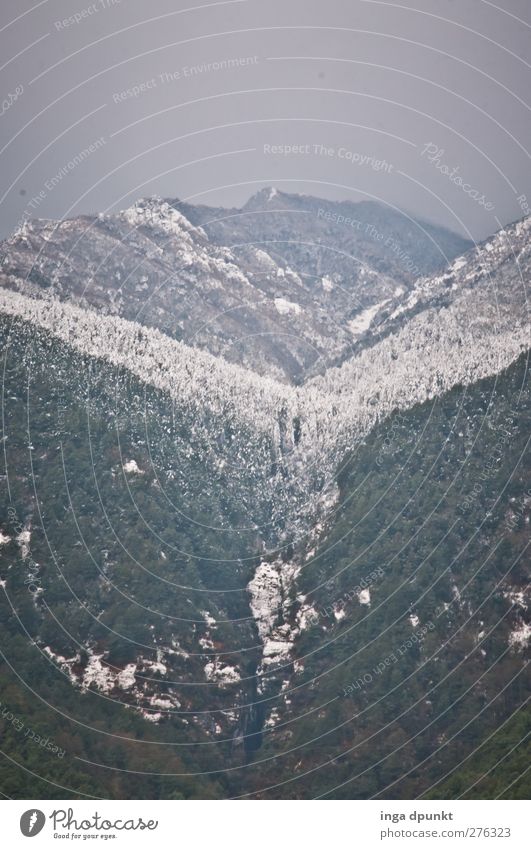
[120,196,206,241]
[243,187,284,210]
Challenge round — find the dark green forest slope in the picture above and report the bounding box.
[250,354,530,798]
[0,316,529,799]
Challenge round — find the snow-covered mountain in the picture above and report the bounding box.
[0,201,527,496]
[0,192,469,383]
[0,193,529,789]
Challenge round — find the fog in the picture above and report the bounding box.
[1,0,530,240]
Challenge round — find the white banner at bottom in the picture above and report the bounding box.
[2,799,528,848]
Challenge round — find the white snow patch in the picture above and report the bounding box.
[150,695,177,710]
[16,528,31,559]
[169,639,190,659]
[201,610,217,627]
[82,654,114,693]
[123,459,144,475]
[117,663,137,690]
[262,639,293,659]
[451,257,467,272]
[204,660,240,685]
[504,589,528,610]
[264,708,280,728]
[141,710,162,723]
[508,622,531,649]
[122,198,205,240]
[248,562,282,638]
[348,302,385,336]
[296,603,319,630]
[274,297,301,316]
[334,605,346,622]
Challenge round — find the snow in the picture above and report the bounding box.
[204,660,241,684]
[117,664,137,690]
[0,531,11,546]
[16,528,31,559]
[82,654,114,693]
[201,610,217,627]
[274,297,302,316]
[147,659,167,676]
[123,459,144,475]
[262,639,294,659]
[44,646,75,666]
[347,302,385,336]
[504,589,528,610]
[1,242,527,503]
[296,604,320,630]
[122,197,206,241]
[248,558,304,688]
[169,639,190,659]
[451,257,467,271]
[141,711,162,723]
[264,708,280,728]
[2,203,531,716]
[253,249,278,271]
[508,622,531,649]
[150,695,177,710]
[44,647,80,685]
[248,562,282,638]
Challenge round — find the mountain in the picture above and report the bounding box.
[0,191,470,383]
[175,187,470,288]
[0,191,528,799]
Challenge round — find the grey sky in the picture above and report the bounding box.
[1,0,530,241]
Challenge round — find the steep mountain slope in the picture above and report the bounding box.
[0,192,470,383]
[175,188,470,288]
[1,340,528,798]
[245,354,530,799]
[0,319,264,756]
[0,211,527,501]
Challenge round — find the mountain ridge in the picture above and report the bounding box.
[0,191,529,796]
